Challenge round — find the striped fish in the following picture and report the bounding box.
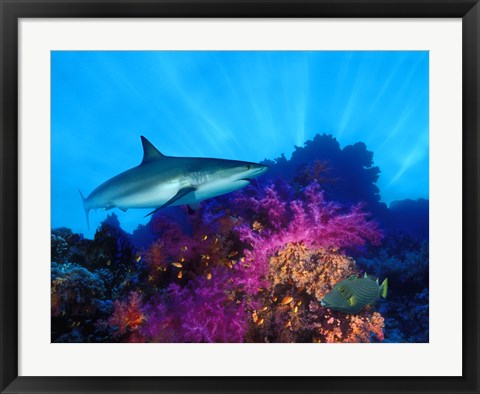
[320,273,388,314]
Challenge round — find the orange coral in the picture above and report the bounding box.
[144,240,168,272]
[108,292,145,338]
[343,312,385,342]
[245,242,385,343]
[269,242,357,302]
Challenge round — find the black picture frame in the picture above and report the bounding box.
[1,1,478,393]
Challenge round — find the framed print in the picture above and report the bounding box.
[1,0,479,393]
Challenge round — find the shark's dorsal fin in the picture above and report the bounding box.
[140,136,166,164]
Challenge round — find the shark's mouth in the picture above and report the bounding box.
[238,167,268,182]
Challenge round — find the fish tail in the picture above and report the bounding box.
[78,190,90,230]
[380,278,388,298]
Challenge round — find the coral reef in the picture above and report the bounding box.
[141,269,249,343]
[244,242,385,343]
[51,262,107,318]
[51,262,111,342]
[231,181,382,295]
[51,133,428,343]
[357,236,429,342]
[107,292,145,340]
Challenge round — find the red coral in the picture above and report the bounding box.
[108,292,145,339]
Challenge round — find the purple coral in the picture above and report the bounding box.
[141,267,249,343]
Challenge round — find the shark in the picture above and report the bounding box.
[79,136,268,228]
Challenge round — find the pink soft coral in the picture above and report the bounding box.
[141,267,249,343]
[233,181,382,295]
[133,179,384,343]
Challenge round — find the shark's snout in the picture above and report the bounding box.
[240,164,268,182]
[253,164,268,176]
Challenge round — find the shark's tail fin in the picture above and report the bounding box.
[79,190,90,230]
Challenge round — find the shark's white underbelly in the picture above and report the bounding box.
[113,183,180,209]
[111,179,249,209]
[191,179,249,202]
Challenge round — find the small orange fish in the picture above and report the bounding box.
[261,306,268,312]
[284,320,292,329]
[252,311,258,323]
[297,301,302,306]
[281,296,294,305]
[206,273,212,280]
[228,251,238,258]
[180,256,185,262]
[273,297,278,302]
[201,254,210,260]
[252,221,263,232]
[177,271,183,279]
[256,318,264,326]
[201,235,208,241]
[293,306,298,314]
[136,256,141,262]
[172,262,183,268]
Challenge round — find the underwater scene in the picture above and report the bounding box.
[51,51,429,343]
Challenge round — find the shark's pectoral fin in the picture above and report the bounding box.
[145,186,197,217]
[119,207,128,212]
[103,202,116,211]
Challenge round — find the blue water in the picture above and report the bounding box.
[51,51,428,235]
